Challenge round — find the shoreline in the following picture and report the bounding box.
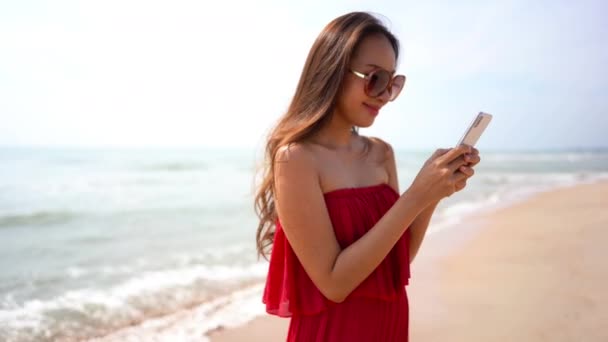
[211,180,608,341]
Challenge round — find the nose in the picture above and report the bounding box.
[376,88,391,104]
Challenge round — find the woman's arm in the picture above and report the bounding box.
[386,145,480,263]
[384,141,438,263]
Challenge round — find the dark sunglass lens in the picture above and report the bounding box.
[367,70,390,97]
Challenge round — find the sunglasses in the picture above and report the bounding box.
[349,68,406,101]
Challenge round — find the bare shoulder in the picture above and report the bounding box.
[364,135,395,164]
[273,142,319,192]
[365,135,399,192]
[275,142,315,164]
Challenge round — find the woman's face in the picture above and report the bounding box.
[336,34,398,128]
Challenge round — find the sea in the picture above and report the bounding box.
[1,146,607,341]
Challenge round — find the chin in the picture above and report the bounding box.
[346,110,376,128]
[356,120,375,128]
[356,115,376,128]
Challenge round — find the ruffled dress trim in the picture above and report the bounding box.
[263,183,411,317]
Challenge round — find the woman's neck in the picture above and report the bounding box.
[309,111,357,150]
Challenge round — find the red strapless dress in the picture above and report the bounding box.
[263,183,411,341]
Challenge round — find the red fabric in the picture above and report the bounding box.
[263,183,411,341]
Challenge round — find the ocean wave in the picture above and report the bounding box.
[63,249,261,280]
[0,203,253,233]
[87,284,266,342]
[482,151,608,163]
[0,211,80,229]
[477,171,608,186]
[0,262,268,342]
[65,264,139,279]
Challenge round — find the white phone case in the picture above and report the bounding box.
[456,112,493,147]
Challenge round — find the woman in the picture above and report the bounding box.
[254,11,480,341]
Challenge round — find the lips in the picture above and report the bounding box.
[363,103,380,116]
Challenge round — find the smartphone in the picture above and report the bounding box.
[456,112,493,147]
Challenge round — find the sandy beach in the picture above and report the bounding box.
[211,181,608,342]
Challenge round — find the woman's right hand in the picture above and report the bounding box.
[407,145,472,205]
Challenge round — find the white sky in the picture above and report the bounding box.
[1,0,607,151]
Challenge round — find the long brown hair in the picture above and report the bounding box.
[254,12,400,259]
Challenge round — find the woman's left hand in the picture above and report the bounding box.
[455,147,480,192]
